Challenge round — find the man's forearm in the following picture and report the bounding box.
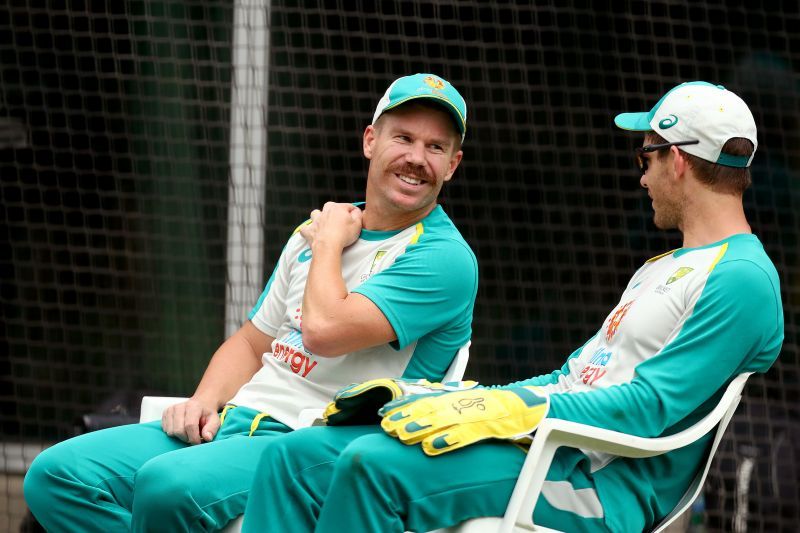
[192,323,270,409]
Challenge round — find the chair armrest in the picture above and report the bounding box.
[140,396,189,423]
[534,419,694,458]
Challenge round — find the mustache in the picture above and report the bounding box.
[388,163,432,182]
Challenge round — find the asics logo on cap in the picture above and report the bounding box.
[659,114,678,129]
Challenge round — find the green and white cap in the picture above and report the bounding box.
[373,73,467,141]
[615,81,757,167]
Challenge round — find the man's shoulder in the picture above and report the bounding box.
[715,234,779,283]
[415,206,474,252]
[705,237,782,321]
[412,229,476,268]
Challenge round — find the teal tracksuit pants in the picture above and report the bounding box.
[241,425,614,533]
[24,406,291,532]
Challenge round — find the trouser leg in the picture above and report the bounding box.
[24,421,185,532]
[316,434,612,533]
[130,409,291,533]
[241,425,381,533]
[24,407,293,533]
[315,432,526,533]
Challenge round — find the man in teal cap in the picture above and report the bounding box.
[24,73,478,532]
[240,81,783,532]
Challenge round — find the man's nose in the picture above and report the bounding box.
[405,141,426,166]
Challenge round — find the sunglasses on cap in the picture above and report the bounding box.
[635,140,699,173]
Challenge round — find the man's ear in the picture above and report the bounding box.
[670,145,689,180]
[363,125,376,160]
[442,150,463,183]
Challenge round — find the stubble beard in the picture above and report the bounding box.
[652,192,685,231]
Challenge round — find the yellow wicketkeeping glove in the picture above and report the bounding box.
[380,386,549,456]
[323,378,478,426]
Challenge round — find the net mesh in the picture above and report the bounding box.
[1,1,798,530]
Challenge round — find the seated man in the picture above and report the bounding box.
[23,73,478,532]
[241,82,784,533]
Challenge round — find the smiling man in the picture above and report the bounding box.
[23,74,478,532]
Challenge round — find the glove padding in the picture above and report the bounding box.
[324,378,478,426]
[380,386,549,456]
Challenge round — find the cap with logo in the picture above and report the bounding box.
[614,81,757,167]
[372,73,467,141]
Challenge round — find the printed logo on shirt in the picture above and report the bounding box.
[271,329,318,377]
[605,301,633,343]
[360,250,388,282]
[666,267,694,285]
[655,266,694,294]
[580,347,612,386]
[298,248,312,263]
[369,250,387,275]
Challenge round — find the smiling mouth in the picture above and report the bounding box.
[397,174,424,186]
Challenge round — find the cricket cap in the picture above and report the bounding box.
[615,81,757,167]
[372,73,467,141]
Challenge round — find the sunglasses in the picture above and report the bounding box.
[635,140,699,173]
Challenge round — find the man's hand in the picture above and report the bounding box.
[162,398,221,445]
[380,386,549,456]
[300,202,363,250]
[324,378,478,426]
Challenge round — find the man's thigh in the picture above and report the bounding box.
[242,425,384,532]
[316,432,528,533]
[251,424,384,502]
[133,412,293,510]
[33,420,188,509]
[130,413,293,531]
[320,434,611,533]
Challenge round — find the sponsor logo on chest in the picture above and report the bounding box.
[580,347,613,386]
[272,329,317,377]
[605,301,633,343]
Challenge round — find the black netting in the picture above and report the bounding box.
[2,1,798,531]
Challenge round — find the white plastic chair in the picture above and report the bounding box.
[428,372,753,533]
[442,340,471,383]
[139,341,472,533]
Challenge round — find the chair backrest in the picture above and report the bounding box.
[442,340,471,382]
[651,372,752,532]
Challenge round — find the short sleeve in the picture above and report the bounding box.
[352,237,478,349]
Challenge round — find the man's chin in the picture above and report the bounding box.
[389,192,431,211]
[652,216,678,231]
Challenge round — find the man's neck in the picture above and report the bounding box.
[361,203,437,231]
[680,193,751,248]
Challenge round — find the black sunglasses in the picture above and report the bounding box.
[635,140,699,173]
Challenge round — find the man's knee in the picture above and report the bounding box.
[24,446,63,513]
[336,433,403,479]
[132,455,195,517]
